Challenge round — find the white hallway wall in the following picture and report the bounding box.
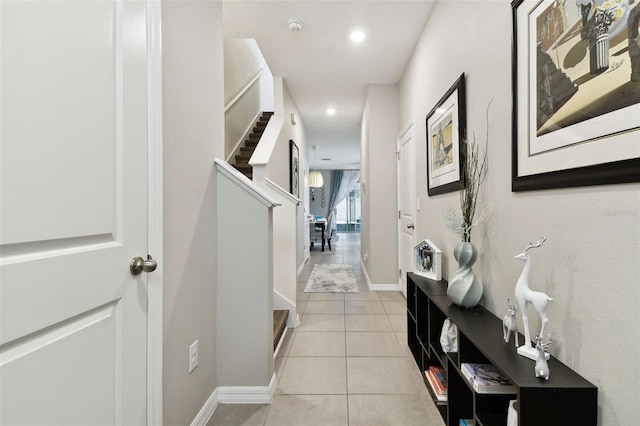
[360,85,399,287]
[162,1,224,424]
[399,1,639,424]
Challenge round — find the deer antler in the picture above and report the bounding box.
[524,236,547,253]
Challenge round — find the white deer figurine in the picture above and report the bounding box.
[534,335,552,380]
[514,236,553,360]
[502,298,519,346]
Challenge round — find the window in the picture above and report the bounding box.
[335,182,361,232]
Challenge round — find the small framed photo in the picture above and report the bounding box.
[289,140,299,197]
[414,239,442,280]
[425,73,466,196]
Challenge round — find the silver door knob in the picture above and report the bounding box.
[407,224,415,229]
[130,255,158,275]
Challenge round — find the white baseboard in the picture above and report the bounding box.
[297,257,308,276]
[361,258,372,290]
[360,258,400,292]
[273,326,288,358]
[217,373,277,404]
[190,388,219,426]
[369,283,400,291]
[191,374,277,425]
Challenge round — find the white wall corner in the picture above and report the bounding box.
[298,258,309,276]
[360,258,399,292]
[190,388,219,426]
[217,374,277,404]
[361,258,372,291]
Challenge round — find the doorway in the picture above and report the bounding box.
[335,182,361,233]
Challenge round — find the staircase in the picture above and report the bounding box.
[232,112,274,179]
[273,309,288,352]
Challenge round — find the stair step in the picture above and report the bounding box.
[273,309,289,351]
[234,163,252,171]
[228,112,273,181]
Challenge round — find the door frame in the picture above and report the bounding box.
[147,1,164,424]
[396,119,417,297]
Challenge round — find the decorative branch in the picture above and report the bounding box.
[444,100,492,243]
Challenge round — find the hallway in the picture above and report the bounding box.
[209,233,444,425]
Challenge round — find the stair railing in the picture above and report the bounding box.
[224,68,264,112]
[263,178,301,328]
[224,68,266,163]
[215,158,280,396]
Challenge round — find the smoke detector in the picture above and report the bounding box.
[288,19,303,32]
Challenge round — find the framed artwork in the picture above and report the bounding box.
[512,0,640,192]
[289,140,299,197]
[414,239,442,281]
[426,73,467,196]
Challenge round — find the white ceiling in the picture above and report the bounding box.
[223,0,435,170]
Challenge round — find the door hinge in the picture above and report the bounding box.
[399,268,402,277]
[398,210,401,219]
[397,151,400,160]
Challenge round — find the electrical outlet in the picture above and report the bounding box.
[189,340,199,373]
[363,252,368,262]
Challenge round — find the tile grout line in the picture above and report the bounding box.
[343,290,350,426]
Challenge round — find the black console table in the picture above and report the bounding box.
[406,272,597,426]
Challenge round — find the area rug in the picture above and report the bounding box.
[304,263,358,293]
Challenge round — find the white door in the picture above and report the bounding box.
[397,121,416,297]
[1,1,150,424]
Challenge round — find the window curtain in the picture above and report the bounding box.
[327,170,360,233]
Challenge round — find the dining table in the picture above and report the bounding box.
[310,218,327,251]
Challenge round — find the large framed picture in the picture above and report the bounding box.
[426,73,467,196]
[414,239,442,280]
[512,0,640,192]
[289,140,299,197]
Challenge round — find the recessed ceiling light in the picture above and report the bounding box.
[350,30,366,43]
[326,108,336,115]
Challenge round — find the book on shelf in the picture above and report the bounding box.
[424,369,447,402]
[459,420,475,426]
[426,365,447,395]
[460,363,517,394]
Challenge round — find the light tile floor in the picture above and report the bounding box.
[208,233,445,426]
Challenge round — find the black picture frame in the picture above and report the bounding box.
[289,140,299,197]
[511,0,640,192]
[425,73,467,196]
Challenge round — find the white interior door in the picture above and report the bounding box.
[397,121,416,297]
[1,1,150,424]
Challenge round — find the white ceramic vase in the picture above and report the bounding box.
[447,242,483,307]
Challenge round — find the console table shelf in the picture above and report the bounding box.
[406,272,597,426]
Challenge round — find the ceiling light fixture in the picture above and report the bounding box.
[350,30,366,43]
[309,145,324,188]
[288,19,303,32]
[326,108,336,115]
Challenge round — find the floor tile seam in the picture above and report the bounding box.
[274,392,349,396]
[284,355,347,358]
[345,355,406,358]
[345,313,351,425]
[345,392,422,396]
